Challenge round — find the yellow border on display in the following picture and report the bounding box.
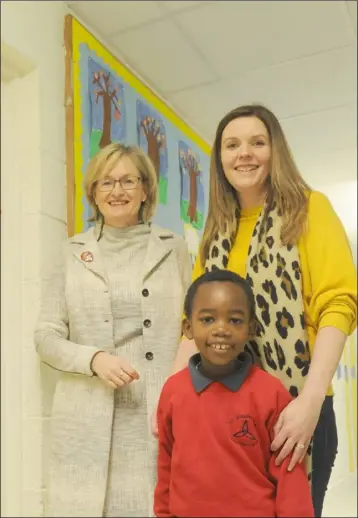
[69,15,211,235]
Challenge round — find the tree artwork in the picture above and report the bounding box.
[136,101,168,205]
[92,71,121,148]
[180,148,200,223]
[140,116,166,178]
[179,141,205,230]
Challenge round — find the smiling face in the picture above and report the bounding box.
[93,155,147,228]
[183,281,254,367]
[220,116,271,204]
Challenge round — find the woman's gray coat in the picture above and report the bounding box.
[34,224,192,517]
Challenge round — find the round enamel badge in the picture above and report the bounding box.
[80,251,94,262]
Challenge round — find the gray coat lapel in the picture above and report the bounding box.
[142,224,174,281]
[70,226,107,283]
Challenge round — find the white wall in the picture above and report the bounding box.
[320,182,357,516]
[320,181,357,253]
[323,332,357,517]
[1,1,66,516]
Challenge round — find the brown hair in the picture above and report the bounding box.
[84,142,158,223]
[199,104,311,266]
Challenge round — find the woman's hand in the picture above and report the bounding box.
[91,352,139,389]
[271,393,323,471]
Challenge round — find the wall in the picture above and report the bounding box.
[331,331,357,469]
[1,75,28,518]
[323,330,357,517]
[331,332,357,479]
[1,1,66,515]
[321,183,357,487]
[320,182,357,516]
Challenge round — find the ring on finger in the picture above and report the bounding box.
[296,443,305,449]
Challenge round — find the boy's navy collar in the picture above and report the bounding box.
[188,351,253,393]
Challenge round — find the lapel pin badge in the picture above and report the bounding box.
[81,251,94,263]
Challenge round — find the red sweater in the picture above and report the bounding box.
[154,360,314,518]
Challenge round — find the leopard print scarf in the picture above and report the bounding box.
[205,201,312,477]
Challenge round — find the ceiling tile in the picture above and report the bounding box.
[66,1,163,35]
[159,1,205,12]
[175,1,355,78]
[168,82,231,124]
[110,19,215,93]
[281,104,356,162]
[224,46,357,119]
[168,81,235,140]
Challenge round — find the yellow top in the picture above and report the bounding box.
[192,191,357,396]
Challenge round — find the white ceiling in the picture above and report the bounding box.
[65,0,357,191]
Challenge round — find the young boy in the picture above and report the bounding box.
[154,270,314,518]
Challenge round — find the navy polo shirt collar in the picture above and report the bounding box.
[188,351,253,393]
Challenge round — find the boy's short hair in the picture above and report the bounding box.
[184,269,256,319]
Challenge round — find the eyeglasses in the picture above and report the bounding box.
[96,176,142,192]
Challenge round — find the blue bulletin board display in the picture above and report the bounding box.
[65,15,211,263]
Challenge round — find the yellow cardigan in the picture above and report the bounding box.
[192,191,357,396]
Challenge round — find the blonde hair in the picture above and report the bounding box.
[84,142,158,222]
[200,104,311,267]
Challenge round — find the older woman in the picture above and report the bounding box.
[35,143,191,517]
[165,105,357,517]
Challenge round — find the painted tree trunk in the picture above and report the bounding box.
[187,170,198,222]
[147,132,160,179]
[100,94,112,148]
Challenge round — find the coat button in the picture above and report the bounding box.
[142,289,149,297]
[143,319,152,328]
[145,352,154,361]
